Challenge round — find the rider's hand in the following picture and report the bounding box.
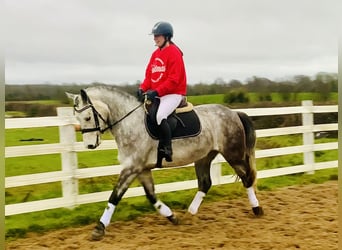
[146,90,158,101]
[136,88,144,103]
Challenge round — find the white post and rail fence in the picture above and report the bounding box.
[5,101,338,216]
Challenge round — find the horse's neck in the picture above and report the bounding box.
[106,93,138,120]
[102,92,145,141]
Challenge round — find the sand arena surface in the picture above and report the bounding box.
[6,181,338,250]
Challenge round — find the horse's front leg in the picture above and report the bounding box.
[137,169,179,224]
[188,153,217,215]
[92,166,142,240]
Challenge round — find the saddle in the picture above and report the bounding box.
[144,97,201,140]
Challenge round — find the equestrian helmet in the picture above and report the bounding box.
[151,21,173,39]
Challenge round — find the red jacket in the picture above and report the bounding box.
[140,44,187,96]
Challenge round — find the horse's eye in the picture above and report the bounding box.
[85,117,91,121]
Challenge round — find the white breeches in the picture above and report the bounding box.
[156,94,183,125]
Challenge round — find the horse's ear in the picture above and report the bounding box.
[80,89,89,104]
[66,92,76,102]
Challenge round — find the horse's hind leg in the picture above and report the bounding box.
[188,151,218,215]
[228,158,263,217]
[137,169,178,224]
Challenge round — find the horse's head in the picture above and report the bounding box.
[66,89,110,149]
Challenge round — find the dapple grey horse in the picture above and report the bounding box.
[66,85,263,240]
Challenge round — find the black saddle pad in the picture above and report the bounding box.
[145,110,201,140]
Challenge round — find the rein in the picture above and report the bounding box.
[74,101,143,134]
[104,103,143,132]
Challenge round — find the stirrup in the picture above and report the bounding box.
[159,147,172,162]
[155,147,172,168]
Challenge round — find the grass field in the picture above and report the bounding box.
[5,167,338,240]
[5,94,338,240]
[5,129,338,240]
[5,92,338,118]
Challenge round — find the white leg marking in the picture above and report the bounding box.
[100,203,116,227]
[154,200,173,217]
[188,191,206,215]
[247,186,259,207]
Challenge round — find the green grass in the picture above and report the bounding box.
[257,134,303,149]
[5,143,338,240]
[77,149,118,168]
[5,167,338,240]
[5,111,26,118]
[6,182,62,205]
[5,127,61,147]
[187,92,338,106]
[6,131,336,199]
[6,127,113,147]
[187,94,225,105]
[4,95,338,240]
[6,154,62,176]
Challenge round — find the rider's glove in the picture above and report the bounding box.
[136,88,144,103]
[146,90,158,102]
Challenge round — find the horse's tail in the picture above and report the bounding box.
[237,111,257,188]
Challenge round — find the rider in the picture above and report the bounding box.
[137,21,187,162]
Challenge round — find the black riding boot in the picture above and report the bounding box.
[158,119,172,162]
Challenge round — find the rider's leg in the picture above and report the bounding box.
[158,119,172,161]
[156,94,182,162]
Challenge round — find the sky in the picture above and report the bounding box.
[5,0,339,85]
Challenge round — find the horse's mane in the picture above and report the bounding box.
[86,84,136,102]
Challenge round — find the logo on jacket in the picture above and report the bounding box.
[151,58,165,83]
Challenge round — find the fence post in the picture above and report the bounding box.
[210,159,222,185]
[302,100,315,174]
[57,107,78,208]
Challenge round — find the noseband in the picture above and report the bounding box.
[74,100,143,134]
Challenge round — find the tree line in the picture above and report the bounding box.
[5,72,337,102]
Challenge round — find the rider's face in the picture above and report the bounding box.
[154,35,166,48]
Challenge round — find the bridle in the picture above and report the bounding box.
[74,103,107,134]
[74,99,143,134]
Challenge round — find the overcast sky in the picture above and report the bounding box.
[5,0,339,85]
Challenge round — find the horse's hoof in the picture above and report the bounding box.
[252,206,264,217]
[91,222,105,241]
[167,214,179,225]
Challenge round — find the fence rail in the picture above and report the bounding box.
[5,101,338,216]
